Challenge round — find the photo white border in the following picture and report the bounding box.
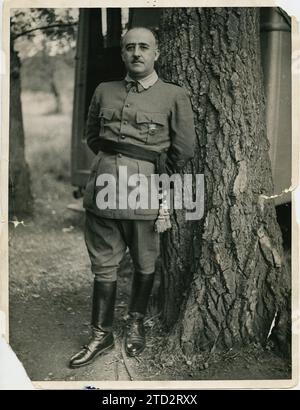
[1,0,299,390]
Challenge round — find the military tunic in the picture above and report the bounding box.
[83,74,196,220]
[83,72,196,279]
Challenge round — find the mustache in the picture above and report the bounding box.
[131,58,143,63]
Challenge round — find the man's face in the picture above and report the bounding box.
[121,28,159,79]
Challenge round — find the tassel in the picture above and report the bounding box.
[154,189,172,233]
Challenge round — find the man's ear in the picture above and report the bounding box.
[154,49,160,62]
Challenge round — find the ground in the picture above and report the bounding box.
[8,91,292,384]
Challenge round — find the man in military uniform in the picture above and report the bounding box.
[69,27,196,368]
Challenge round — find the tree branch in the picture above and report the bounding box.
[12,22,77,41]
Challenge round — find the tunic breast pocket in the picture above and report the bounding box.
[136,112,168,143]
[99,108,115,136]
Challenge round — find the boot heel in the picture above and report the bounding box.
[98,341,115,356]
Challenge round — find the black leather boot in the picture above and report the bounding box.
[69,280,116,368]
[125,272,154,357]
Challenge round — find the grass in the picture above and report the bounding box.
[22,91,72,183]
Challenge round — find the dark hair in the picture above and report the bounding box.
[120,27,159,49]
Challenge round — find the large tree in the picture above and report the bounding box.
[9,8,77,218]
[158,8,290,357]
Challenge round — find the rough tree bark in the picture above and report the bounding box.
[9,45,33,217]
[158,8,290,356]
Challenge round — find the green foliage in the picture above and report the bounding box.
[10,8,78,40]
[10,8,78,58]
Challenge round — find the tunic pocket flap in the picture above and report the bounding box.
[99,108,115,120]
[136,112,167,125]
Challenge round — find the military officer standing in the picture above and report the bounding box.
[69,27,196,368]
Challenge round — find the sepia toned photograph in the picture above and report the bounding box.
[1,2,297,389]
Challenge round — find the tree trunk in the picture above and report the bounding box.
[158,8,290,356]
[50,78,63,114]
[9,45,33,217]
[41,44,63,114]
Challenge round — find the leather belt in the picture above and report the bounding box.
[97,139,168,174]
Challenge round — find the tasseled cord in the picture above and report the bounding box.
[154,187,172,233]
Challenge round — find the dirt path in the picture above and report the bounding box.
[9,190,140,382]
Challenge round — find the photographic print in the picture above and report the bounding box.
[0,0,298,389]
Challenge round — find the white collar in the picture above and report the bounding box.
[125,70,158,90]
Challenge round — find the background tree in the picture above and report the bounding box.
[157,8,290,358]
[9,8,77,218]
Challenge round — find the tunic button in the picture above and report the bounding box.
[118,153,122,158]
[125,104,130,107]
[123,120,127,125]
[121,135,125,139]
